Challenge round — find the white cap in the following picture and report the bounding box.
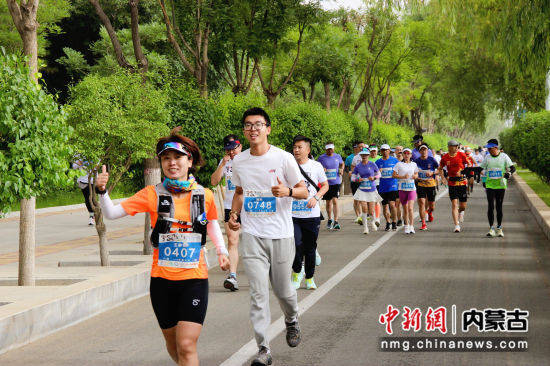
[380,144,390,150]
[403,148,412,153]
[325,144,335,149]
[358,147,370,155]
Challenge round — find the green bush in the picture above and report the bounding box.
[500,111,550,183]
[269,102,355,157]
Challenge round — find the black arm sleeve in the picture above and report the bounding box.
[509,165,516,174]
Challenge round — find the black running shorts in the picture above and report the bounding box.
[379,191,399,205]
[323,184,341,200]
[150,277,208,329]
[448,185,468,202]
[417,186,436,201]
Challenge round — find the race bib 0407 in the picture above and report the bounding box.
[158,233,202,269]
[244,190,276,216]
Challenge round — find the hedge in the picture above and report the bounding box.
[500,111,550,183]
[116,84,475,188]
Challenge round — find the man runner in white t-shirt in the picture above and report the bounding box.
[211,134,242,291]
[228,107,308,366]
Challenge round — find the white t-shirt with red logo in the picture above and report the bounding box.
[231,145,303,239]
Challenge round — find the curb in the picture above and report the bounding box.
[511,174,550,241]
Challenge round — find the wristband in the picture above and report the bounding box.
[288,187,293,197]
[95,186,107,195]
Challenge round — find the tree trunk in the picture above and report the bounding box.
[7,0,40,286]
[18,197,35,286]
[309,82,316,102]
[323,81,331,111]
[267,93,277,107]
[94,207,110,266]
[546,68,550,111]
[143,157,161,255]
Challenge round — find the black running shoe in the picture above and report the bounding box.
[385,222,391,231]
[285,321,301,347]
[392,222,397,231]
[397,219,403,227]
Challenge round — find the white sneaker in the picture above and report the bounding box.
[454,225,461,233]
[404,225,410,234]
[495,227,504,237]
[459,211,464,223]
[409,226,415,234]
[88,216,95,226]
[315,250,322,266]
[363,224,369,234]
[370,221,378,232]
[486,227,496,237]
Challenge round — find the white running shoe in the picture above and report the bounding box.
[404,225,410,234]
[370,221,378,232]
[459,211,465,223]
[88,216,95,226]
[454,225,461,233]
[496,227,504,237]
[315,250,322,266]
[409,226,415,234]
[486,228,496,237]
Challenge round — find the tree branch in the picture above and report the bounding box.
[89,0,135,71]
[129,0,149,77]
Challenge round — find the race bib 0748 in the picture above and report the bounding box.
[158,233,202,269]
[244,190,276,216]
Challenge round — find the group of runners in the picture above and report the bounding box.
[92,107,515,366]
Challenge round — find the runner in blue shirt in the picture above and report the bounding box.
[375,144,399,231]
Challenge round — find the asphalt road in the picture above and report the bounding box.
[1,181,549,366]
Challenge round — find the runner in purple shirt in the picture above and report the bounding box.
[317,142,344,230]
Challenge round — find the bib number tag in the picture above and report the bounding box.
[244,190,276,216]
[292,200,312,215]
[399,180,415,190]
[359,180,372,191]
[380,167,393,178]
[326,169,337,179]
[418,170,431,180]
[226,177,236,191]
[487,169,503,179]
[158,233,202,269]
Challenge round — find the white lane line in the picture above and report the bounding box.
[220,188,449,366]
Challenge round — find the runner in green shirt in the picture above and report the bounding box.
[480,139,516,237]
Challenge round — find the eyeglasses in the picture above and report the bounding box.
[244,122,267,130]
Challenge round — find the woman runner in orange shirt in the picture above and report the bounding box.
[96,128,229,366]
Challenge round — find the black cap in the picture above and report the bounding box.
[412,134,423,143]
[223,134,241,150]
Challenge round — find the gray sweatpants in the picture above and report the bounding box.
[241,232,299,349]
